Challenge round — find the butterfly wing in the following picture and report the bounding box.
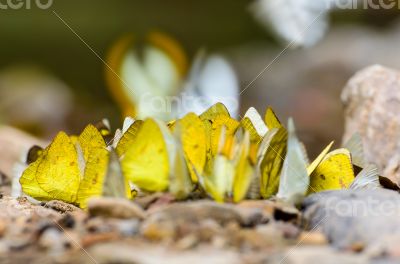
[350,164,380,190]
[178,113,207,183]
[106,32,187,120]
[259,126,288,198]
[21,132,80,203]
[168,125,193,200]
[121,118,170,192]
[116,120,143,156]
[343,132,366,168]
[102,150,132,199]
[76,125,110,208]
[307,141,334,175]
[233,132,254,203]
[180,52,239,118]
[264,106,282,130]
[308,149,355,194]
[277,119,309,202]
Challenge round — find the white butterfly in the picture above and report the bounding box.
[250,0,336,47]
[174,50,239,118]
[108,34,239,120]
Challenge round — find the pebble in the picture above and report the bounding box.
[297,231,328,245]
[43,200,80,214]
[87,197,145,219]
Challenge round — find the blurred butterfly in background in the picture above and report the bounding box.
[250,0,336,47]
[105,31,239,121]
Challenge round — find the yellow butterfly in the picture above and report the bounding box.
[307,148,355,194]
[196,125,254,203]
[115,119,143,157]
[200,105,239,158]
[197,126,235,202]
[258,126,288,199]
[199,102,230,121]
[20,131,81,203]
[232,132,255,202]
[171,113,207,183]
[20,124,125,208]
[264,106,282,130]
[198,103,239,179]
[240,107,268,163]
[120,118,171,192]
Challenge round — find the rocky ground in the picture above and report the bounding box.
[1,189,400,264]
[1,64,400,263]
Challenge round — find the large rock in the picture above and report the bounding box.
[302,189,400,256]
[342,65,400,184]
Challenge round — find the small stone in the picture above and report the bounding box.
[175,234,199,250]
[133,192,164,209]
[297,231,328,245]
[140,220,175,242]
[146,201,244,226]
[0,241,9,254]
[110,219,140,236]
[271,246,368,264]
[87,197,145,219]
[43,200,80,214]
[196,219,220,242]
[235,200,272,226]
[141,201,244,242]
[38,227,72,256]
[0,221,6,237]
[81,232,119,248]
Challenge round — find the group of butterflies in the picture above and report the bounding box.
[17,103,393,209]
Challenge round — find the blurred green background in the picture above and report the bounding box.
[0,0,400,156]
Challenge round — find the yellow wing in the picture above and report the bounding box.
[21,132,81,203]
[115,120,143,157]
[259,126,288,199]
[121,118,170,192]
[241,107,268,141]
[308,149,355,194]
[233,132,254,203]
[176,113,207,183]
[208,115,240,157]
[197,126,235,202]
[201,154,235,203]
[240,107,268,164]
[307,141,334,175]
[199,102,230,121]
[264,106,282,130]
[76,125,110,208]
